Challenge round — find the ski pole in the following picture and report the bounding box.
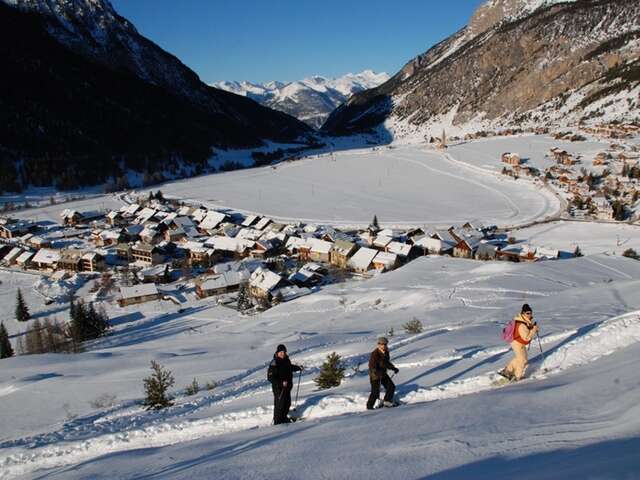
[537,332,547,371]
[294,369,302,407]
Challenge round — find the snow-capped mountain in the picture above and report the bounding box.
[324,0,640,137]
[213,70,390,129]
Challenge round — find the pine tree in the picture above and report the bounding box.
[142,361,175,410]
[15,289,30,322]
[370,215,380,232]
[25,319,45,354]
[314,352,345,390]
[237,284,252,312]
[0,323,14,359]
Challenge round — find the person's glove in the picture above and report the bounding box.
[283,381,288,387]
[393,368,399,374]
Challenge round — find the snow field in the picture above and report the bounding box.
[2,255,640,478]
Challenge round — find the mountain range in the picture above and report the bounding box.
[213,71,389,129]
[324,0,640,138]
[0,0,311,192]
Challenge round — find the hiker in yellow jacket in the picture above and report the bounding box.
[500,304,539,381]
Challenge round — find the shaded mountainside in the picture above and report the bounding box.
[0,1,311,192]
[214,71,390,129]
[323,0,640,136]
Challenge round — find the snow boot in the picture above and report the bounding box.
[383,400,399,408]
[498,369,514,381]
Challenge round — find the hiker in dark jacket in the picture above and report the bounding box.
[366,337,399,409]
[268,344,303,424]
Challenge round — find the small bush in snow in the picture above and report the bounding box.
[315,352,345,390]
[403,318,424,334]
[205,380,218,391]
[622,248,639,260]
[185,378,199,396]
[89,393,118,409]
[142,361,175,410]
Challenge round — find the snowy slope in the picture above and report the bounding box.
[2,254,640,478]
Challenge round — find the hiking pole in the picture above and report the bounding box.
[294,369,302,407]
[537,333,547,372]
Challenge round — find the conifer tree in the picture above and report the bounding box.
[142,361,175,410]
[15,289,30,322]
[0,323,14,359]
[314,352,345,390]
[25,319,45,354]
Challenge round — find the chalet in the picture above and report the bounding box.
[28,236,51,249]
[31,248,61,270]
[192,208,208,223]
[535,247,559,260]
[205,236,255,257]
[307,238,333,263]
[139,226,161,245]
[501,152,521,165]
[289,263,324,287]
[475,243,498,260]
[195,270,248,298]
[118,284,161,307]
[81,252,105,272]
[386,241,415,262]
[2,247,23,265]
[123,224,144,242]
[285,236,306,254]
[254,217,272,230]
[241,214,259,227]
[373,235,393,251]
[347,247,378,273]
[453,238,480,259]
[15,250,35,267]
[58,250,83,271]
[138,265,170,284]
[131,243,164,265]
[372,251,397,271]
[60,209,83,226]
[199,211,227,233]
[106,211,126,226]
[413,236,454,255]
[188,246,216,267]
[249,267,284,299]
[122,203,141,218]
[330,240,357,268]
[0,219,34,239]
[116,243,132,260]
[134,207,157,225]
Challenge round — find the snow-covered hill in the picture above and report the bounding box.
[2,254,640,479]
[213,70,389,129]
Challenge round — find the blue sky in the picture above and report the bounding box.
[111,0,485,84]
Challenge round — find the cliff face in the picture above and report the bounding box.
[323,0,640,136]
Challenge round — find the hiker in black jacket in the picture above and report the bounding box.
[268,344,303,424]
[367,337,399,409]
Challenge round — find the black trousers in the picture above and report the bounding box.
[367,374,395,409]
[273,386,292,424]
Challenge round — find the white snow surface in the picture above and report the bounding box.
[149,141,561,229]
[2,254,640,478]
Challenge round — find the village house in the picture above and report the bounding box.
[372,251,397,271]
[254,217,273,231]
[58,250,83,271]
[15,250,35,268]
[195,270,249,298]
[248,267,285,299]
[241,214,259,227]
[0,219,35,239]
[386,241,415,263]
[2,247,23,265]
[330,239,357,268]
[305,238,333,263]
[347,247,378,273]
[30,248,61,270]
[131,243,164,265]
[373,234,393,251]
[106,211,126,226]
[81,252,105,272]
[205,236,255,258]
[118,284,161,307]
[501,152,521,165]
[138,265,170,284]
[198,211,227,234]
[413,236,454,255]
[28,236,51,249]
[474,243,499,260]
[453,238,480,259]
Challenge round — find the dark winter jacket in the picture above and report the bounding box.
[268,354,302,390]
[368,348,397,381]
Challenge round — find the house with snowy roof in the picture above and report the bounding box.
[118,284,161,307]
[31,248,61,270]
[373,251,397,271]
[254,217,272,231]
[249,267,285,299]
[347,247,378,273]
[330,239,357,268]
[413,236,454,255]
[241,214,259,227]
[196,270,249,298]
[198,211,227,233]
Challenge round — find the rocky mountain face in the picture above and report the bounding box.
[0,0,311,192]
[213,71,389,129]
[323,0,640,138]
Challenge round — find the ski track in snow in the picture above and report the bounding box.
[2,311,640,479]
